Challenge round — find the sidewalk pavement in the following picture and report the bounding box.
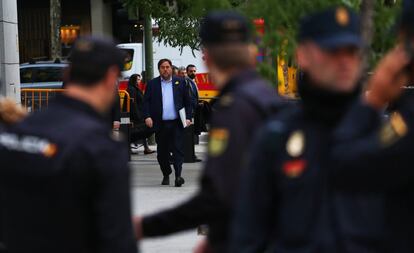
[130,138,208,253]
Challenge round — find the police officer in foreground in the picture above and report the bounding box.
[0,37,137,253]
[328,1,414,251]
[230,7,386,253]
[134,11,284,252]
[0,98,27,252]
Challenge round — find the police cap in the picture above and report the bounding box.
[199,11,251,46]
[298,7,362,49]
[68,36,125,86]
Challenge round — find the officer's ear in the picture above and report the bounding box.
[103,66,121,90]
[248,44,258,67]
[296,44,310,69]
[202,50,212,68]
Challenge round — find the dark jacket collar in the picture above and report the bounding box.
[54,94,107,122]
[298,73,360,127]
[219,69,259,97]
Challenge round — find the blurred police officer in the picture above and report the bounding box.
[0,98,27,253]
[230,7,386,253]
[0,37,137,253]
[134,11,284,252]
[328,1,414,252]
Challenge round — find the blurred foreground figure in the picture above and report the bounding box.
[0,98,27,125]
[134,11,284,252]
[0,98,26,252]
[329,1,414,252]
[230,7,386,253]
[0,37,138,253]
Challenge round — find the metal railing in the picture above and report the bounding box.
[21,89,131,113]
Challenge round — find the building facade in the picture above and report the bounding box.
[17,0,142,63]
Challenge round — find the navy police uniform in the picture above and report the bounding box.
[0,38,137,253]
[230,8,385,253]
[329,2,414,252]
[330,94,414,252]
[141,12,285,253]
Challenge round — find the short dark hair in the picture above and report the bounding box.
[186,64,196,72]
[128,74,140,87]
[67,36,124,86]
[158,59,172,70]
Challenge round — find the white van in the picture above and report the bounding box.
[118,41,207,80]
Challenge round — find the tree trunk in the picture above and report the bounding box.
[360,0,375,77]
[50,0,61,61]
[144,14,154,81]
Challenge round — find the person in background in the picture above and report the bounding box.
[127,74,155,155]
[143,58,192,187]
[177,66,187,78]
[183,64,202,162]
[172,65,179,77]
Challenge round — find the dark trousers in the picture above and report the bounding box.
[155,120,184,178]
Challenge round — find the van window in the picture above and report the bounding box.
[122,49,134,71]
[20,67,34,83]
[34,67,64,83]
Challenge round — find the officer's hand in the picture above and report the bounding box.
[113,121,120,130]
[186,119,192,127]
[193,239,212,253]
[145,117,153,128]
[133,216,143,240]
[365,45,411,109]
[0,98,27,125]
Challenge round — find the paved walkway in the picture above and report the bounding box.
[130,141,207,253]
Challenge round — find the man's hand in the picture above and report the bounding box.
[186,119,192,127]
[365,45,411,109]
[133,216,143,240]
[145,117,153,128]
[113,121,120,131]
[193,239,212,253]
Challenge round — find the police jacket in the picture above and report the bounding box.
[230,76,385,253]
[0,95,137,253]
[330,91,414,253]
[143,76,192,130]
[142,70,285,253]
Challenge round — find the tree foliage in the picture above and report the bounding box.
[124,0,402,73]
[123,0,237,50]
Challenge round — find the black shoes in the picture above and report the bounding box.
[175,177,185,187]
[161,175,185,187]
[161,176,170,185]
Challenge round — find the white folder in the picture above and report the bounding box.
[179,108,187,128]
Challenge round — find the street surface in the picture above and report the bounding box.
[131,139,207,253]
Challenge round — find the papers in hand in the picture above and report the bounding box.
[179,108,188,128]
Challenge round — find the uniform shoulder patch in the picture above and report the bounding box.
[286,130,305,158]
[219,94,234,107]
[379,112,408,147]
[208,128,229,157]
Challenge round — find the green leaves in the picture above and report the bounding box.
[124,0,402,75]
